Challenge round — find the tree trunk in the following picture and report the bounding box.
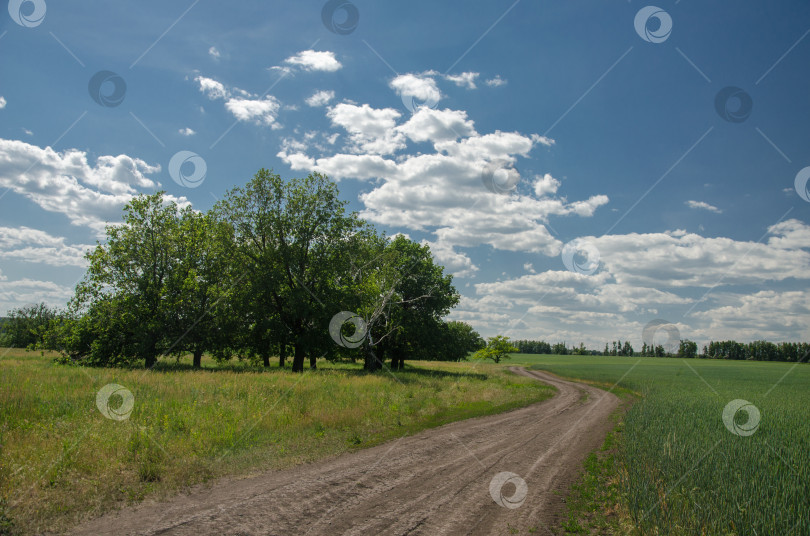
[310,355,317,370]
[262,353,270,367]
[292,344,305,372]
[279,343,287,368]
[364,347,383,371]
[193,349,203,369]
[144,339,157,369]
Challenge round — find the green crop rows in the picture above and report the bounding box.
[512,355,810,535]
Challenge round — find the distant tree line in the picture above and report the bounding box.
[0,171,485,371]
[507,338,808,363]
[702,340,810,362]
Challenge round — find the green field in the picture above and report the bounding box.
[511,354,810,536]
[0,349,553,535]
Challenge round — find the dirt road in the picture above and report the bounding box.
[70,367,620,536]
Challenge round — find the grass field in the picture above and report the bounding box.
[510,354,810,536]
[0,349,553,535]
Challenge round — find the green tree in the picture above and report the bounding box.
[677,339,698,359]
[473,335,519,364]
[425,321,485,362]
[166,208,237,368]
[216,170,365,372]
[0,303,58,348]
[552,342,568,355]
[352,235,460,371]
[71,193,182,367]
[623,341,634,357]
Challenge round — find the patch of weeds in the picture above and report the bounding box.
[128,427,165,483]
[0,498,15,536]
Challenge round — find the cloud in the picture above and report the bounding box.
[208,46,221,60]
[686,200,722,213]
[0,226,92,267]
[0,272,75,314]
[0,138,189,235]
[195,76,229,100]
[306,90,335,107]
[326,103,405,155]
[389,74,442,107]
[178,127,196,136]
[448,221,808,345]
[0,96,6,109]
[284,50,342,72]
[277,101,605,270]
[534,174,560,197]
[445,72,479,89]
[691,290,810,342]
[225,97,281,127]
[397,108,476,142]
[592,224,810,288]
[195,75,281,127]
[422,239,479,278]
[485,76,507,87]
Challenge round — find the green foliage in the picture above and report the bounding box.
[473,335,519,363]
[677,339,698,358]
[0,303,58,349]
[214,170,370,371]
[358,235,460,370]
[704,339,810,362]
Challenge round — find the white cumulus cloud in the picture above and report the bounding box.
[0,138,189,235]
[389,74,442,107]
[306,90,335,107]
[686,200,722,213]
[195,75,282,127]
[0,227,93,267]
[284,50,342,72]
[445,72,479,89]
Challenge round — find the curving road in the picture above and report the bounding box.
[70,367,620,536]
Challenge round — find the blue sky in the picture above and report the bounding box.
[1,0,809,349]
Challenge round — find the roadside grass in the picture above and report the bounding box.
[558,401,637,536]
[0,349,553,535]
[509,354,810,536]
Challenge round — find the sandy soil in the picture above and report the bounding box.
[69,367,620,536]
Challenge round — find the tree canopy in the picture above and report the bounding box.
[33,170,473,372]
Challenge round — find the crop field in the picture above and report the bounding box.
[511,354,810,535]
[0,349,553,535]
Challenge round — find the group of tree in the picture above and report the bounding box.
[702,340,810,362]
[493,337,809,363]
[0,303,59,349]
[0,170,485,372]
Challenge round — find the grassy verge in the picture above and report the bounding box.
[558,400,636,536]
[0,349,553,535]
